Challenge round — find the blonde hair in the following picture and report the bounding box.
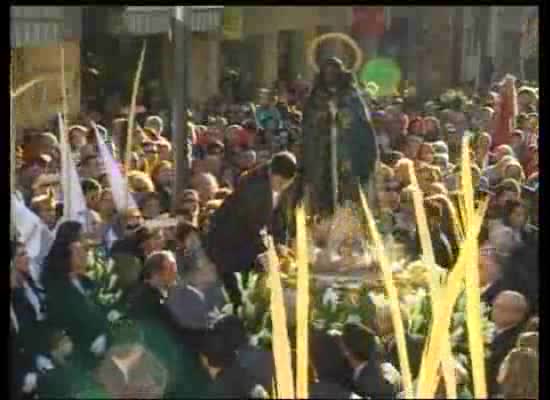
[504,162,526,183]
[151,160,173,181]
[394,158,414,186]
[128,171,156,193]
[426,194,464,242]
[496,155,516,174]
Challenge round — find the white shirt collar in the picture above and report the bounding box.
[71,277,86,295]
[186,284,206,301]
[353,361,368,382]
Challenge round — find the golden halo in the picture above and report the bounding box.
[307,32,363,74]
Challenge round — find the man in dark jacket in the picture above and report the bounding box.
[199,322,261,399]
[487,290,529,397]
[212,315,275,391]
[125,251,210,398]
[204,151,297,305]
[339,322,399,399]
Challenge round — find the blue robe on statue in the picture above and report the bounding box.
[301,57,378,216]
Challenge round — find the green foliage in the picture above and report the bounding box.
[86,248,124,330]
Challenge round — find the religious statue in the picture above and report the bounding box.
[301,56,379,217]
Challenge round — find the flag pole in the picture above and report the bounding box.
[10,49,16,241]
[171,6,192,212]
[125,40,147,211]
[60,46,71,219]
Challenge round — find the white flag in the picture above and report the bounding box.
[12,193,54,283]
[58,113,89,229]
[92,122,137,212]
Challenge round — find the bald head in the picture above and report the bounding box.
[191,172,219,204]
[492,291,529,330]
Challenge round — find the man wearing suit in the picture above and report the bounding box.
[199,324,259,398]
[487,290,529,397]
[125,251,210,398]
[211,315,275,392]
[203,151,298,306]
[376,304,424,379]
[339,322,399,399]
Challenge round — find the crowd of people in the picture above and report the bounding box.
[11,50,539,399]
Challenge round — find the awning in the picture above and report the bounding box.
[11,7,65,48]
[11,6,82,48]
[10,6,223,48]
[124,6,224,35]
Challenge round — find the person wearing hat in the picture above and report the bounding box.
[204,151,298,307]
[125,250,210,398]
[301,57,378,216]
